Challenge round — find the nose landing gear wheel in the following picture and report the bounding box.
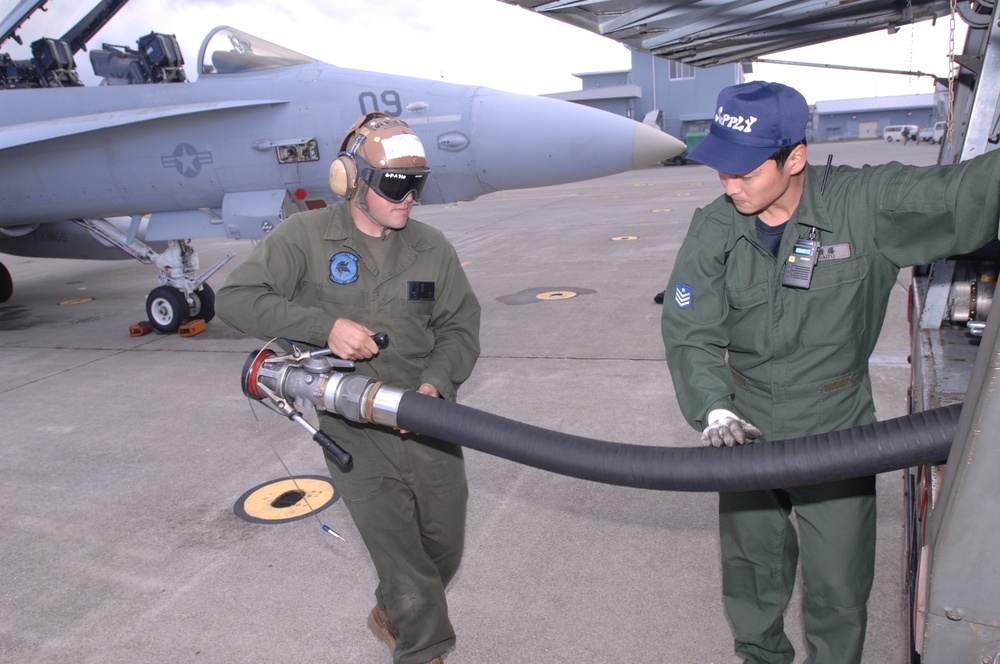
[146,285,191,333]
[189,284,216,323]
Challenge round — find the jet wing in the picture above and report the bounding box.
[502,0,953,67]
[0,99,285,150]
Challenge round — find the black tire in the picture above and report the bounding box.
[904,467,923,664]
[0,262,12,303]
[146,285,191,333]
[189,283,216,322]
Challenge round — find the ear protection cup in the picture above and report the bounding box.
[329,112,387,198]
[329,152,358,199]
[329,111,413,199]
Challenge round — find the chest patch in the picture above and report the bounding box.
[817,243,852,261]
[674,282,693,308]
[407,281,436,301]
[329,251,360,284]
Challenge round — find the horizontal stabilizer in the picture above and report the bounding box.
[0,99,285,150]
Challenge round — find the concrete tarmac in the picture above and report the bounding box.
[0,139,941,663]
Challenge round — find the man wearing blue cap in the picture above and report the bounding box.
[661,81,1000,663]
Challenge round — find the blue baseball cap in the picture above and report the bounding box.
[689,81,808,175]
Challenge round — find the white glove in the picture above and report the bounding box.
[701,409,763,447]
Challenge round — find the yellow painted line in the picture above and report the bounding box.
[58,298,94,305]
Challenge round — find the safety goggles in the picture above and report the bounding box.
[361,167,431,203]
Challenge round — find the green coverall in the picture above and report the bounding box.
[217,200,481,664]
[661,151,1000,663]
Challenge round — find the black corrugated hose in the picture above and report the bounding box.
[396,393,960,491]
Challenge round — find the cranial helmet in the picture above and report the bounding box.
[329,112,430,202]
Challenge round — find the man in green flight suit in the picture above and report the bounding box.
[661,81,1000,663]
[217,113,481,664]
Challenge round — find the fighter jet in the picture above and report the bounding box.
[0,2,684,332]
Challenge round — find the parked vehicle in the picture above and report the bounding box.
[884,124,920,142]
[931,120,948,144]
[664,130,707,165]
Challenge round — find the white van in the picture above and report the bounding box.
[931,120,947,144]
[884,124,919,142]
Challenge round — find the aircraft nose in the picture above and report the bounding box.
[466,89,686,194]
[632,121,686,169]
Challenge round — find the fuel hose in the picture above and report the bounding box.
[395,392,960,492]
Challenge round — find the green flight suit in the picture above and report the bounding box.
[661,151,1000,664]
[217,200,481,664]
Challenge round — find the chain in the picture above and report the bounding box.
[947,0,957,149]
[908,0,916,89]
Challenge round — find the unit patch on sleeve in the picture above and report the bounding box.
[674,283,693,308]
[329,251,360,284]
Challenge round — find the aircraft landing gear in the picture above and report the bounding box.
[142,240,225,333]
[145,283,216,334]
[73,218,233,334]
[189,282,216,321]
[147,285,189,333]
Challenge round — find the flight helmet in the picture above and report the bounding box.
[329,112,430,203]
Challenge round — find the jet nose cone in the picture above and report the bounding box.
[468,90,687,194]
[633,122,686,168]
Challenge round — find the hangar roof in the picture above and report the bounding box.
[502,0,955,67]
[815,93,936,114]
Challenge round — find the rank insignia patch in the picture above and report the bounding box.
[674,283,692,308]
[329,252,360,284]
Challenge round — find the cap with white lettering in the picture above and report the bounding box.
[689,81,808,175]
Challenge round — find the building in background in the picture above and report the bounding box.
[549,46,947,147]
[547,47,740,143]
[811,88,947,141]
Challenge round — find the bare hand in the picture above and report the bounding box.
[326,318,378,360]
[414,383,440,398]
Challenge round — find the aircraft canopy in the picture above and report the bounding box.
[197,26,316,75]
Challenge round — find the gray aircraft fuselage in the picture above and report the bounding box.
[0,26,682,242]
[0,25,682,326]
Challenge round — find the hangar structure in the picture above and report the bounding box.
[503,0,955,67]
[529,0,956,146]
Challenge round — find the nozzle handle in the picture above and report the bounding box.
[314,431,354,472]
[289,411,353,471]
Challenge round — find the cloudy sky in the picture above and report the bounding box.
[1,0,969,103]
